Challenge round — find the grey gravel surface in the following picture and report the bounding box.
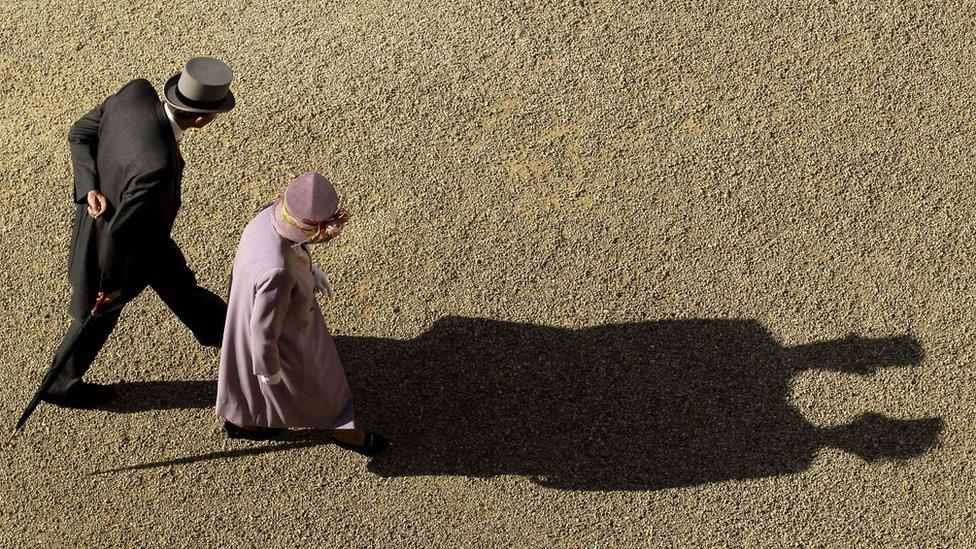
[1,0,974,547]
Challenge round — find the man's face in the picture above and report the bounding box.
[175,111,218,130]
[189,113,217,129]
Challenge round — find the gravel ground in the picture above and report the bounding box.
[1,0,974,546]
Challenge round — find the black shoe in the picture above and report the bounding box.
[41,382,115,409]
[223,420,285,441]
[330,431,391,456]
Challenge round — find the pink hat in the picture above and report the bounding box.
[271,171,340,244]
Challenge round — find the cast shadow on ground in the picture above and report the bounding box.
[98,317,943,491]
[101,380,216,413]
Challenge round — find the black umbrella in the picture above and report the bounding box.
[12,301,127,436]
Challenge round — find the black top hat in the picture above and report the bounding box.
[164,57,236,114]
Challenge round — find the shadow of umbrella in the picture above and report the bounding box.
[93,434,330,475]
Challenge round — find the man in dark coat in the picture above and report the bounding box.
[44,57,237,408]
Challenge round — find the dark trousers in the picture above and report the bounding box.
[48,240,227,395]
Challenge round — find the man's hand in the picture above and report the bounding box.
[90,290,121,315]
[86,190,109,218]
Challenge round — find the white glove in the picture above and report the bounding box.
[258,371,281,385]
[311,265,332,295]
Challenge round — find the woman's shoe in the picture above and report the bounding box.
[330,431,390,456]
[224,420,285,441]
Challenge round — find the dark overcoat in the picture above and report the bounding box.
[66,79,186,318]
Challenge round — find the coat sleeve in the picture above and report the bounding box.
[67,102,104,204]
[66,79,147,204]
[98,166,171,292]
[249,268,295,377]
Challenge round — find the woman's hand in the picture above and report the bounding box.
[258,371,282,385]
[312,266,332,295]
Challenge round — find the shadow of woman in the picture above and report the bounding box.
[99,317,942,490]
[346,317,942,491]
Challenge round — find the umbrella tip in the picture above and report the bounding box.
[5,429,18,446]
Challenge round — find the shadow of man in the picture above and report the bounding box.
[341,317,942,491]
[101,380,216,413]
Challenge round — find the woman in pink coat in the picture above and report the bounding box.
[216,171,388,454]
